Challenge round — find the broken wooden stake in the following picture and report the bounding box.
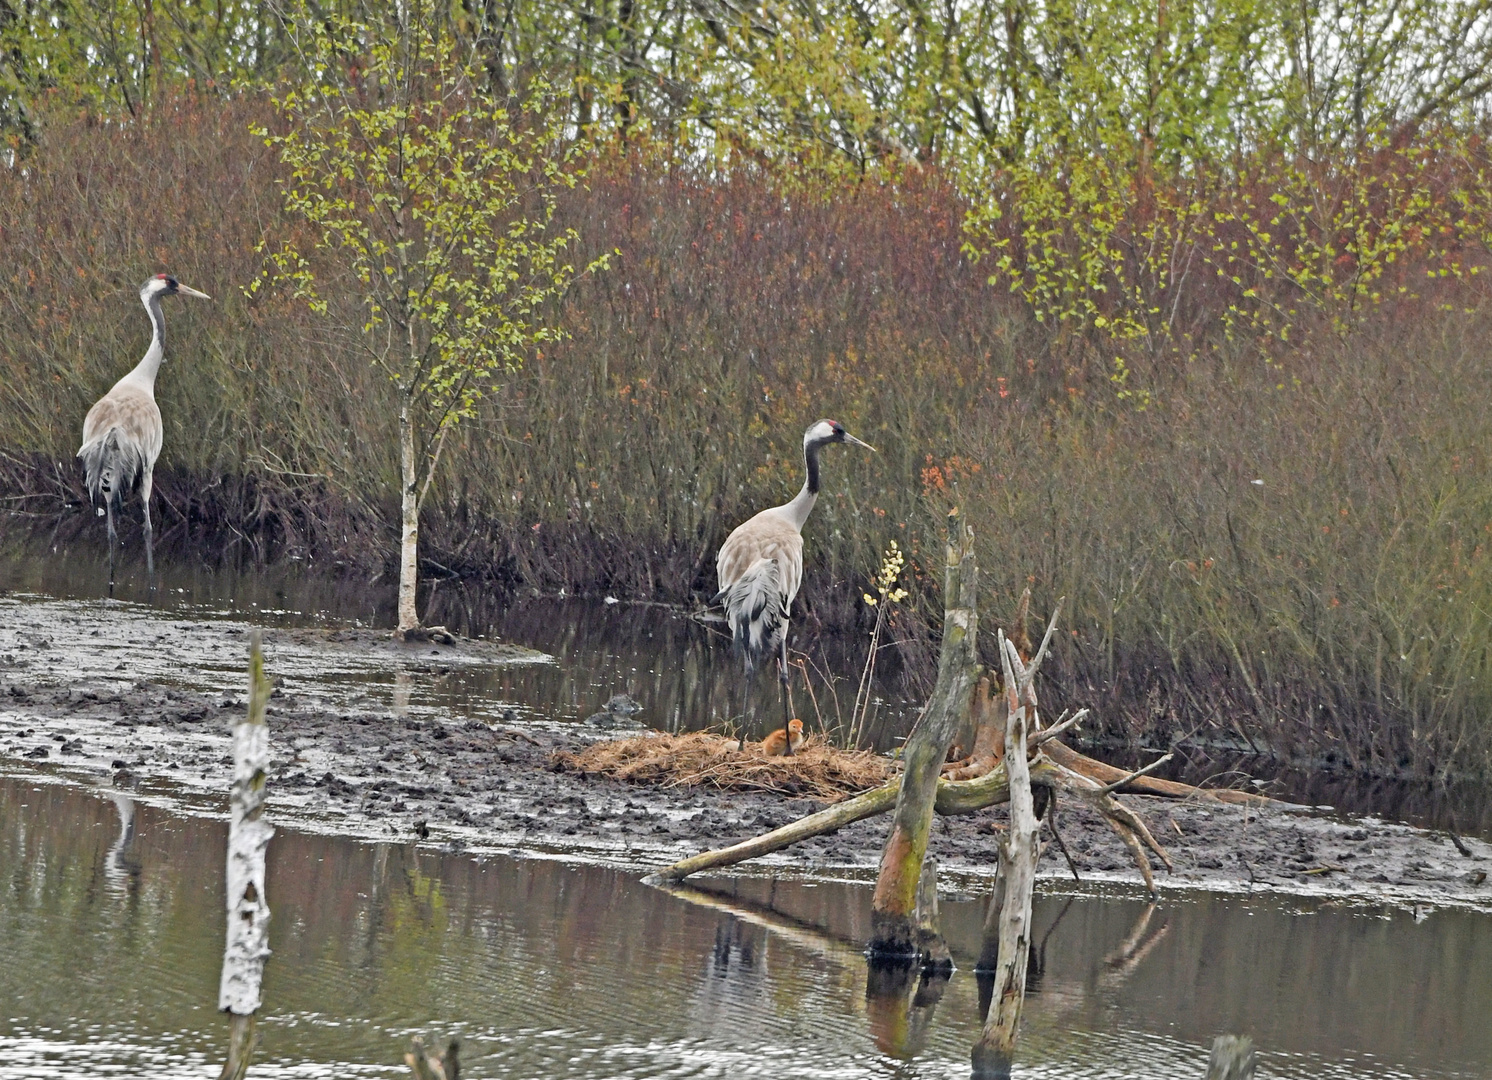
[971,632,1042,1077]
[1205,1034,1256,1079]
[217,630,274,1080]
[405,1035,461,1080]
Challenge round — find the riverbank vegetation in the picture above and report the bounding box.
[4,0,1492,780]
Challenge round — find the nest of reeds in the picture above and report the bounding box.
[553,731,892,800]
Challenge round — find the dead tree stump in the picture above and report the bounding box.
[868,526,980,960]
[914,856,953,972]
[1205,1035,1256,1079]
[406,1035,461,1080]
[217,630,274,1080]
[971,633,1042,1078]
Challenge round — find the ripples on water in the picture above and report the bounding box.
[1,776,1488,1079]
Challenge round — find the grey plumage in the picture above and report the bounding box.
[80,398,153,511]
[714,526,798,669]
[714,418,872,671]
[77,274,210,581]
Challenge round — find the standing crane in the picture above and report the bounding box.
[714,418,875,752]
[77,274,210,583]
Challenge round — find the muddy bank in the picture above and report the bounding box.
[3,648,1490,912]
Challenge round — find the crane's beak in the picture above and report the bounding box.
[844,432,877,453]
[178,284,212,300]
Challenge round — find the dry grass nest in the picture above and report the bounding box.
[552,731,893,799]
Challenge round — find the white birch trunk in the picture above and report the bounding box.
[219,630,274,1017]
[397,395,420,634]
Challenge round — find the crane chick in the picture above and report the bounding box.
[761,718,805,756]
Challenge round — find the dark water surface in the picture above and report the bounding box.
[2,775,1490,1079]
[0,540,919,743]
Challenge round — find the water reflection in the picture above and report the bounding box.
[864,963,952,1060]
[104,792,142,897]
[0,775,1489,1078]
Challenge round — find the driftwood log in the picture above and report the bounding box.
[869,526,981,958]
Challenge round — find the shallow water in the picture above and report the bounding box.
[0,540,920,742]
[1,775,1489,1079]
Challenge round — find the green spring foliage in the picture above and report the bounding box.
[254,6,593,506]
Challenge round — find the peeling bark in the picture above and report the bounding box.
[217,631,274,1080]
[971,634,1040,1077]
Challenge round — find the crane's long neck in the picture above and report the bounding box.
[782,438,823,531]
[122,290,166,390]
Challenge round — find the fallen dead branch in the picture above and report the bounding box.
[554,730,890,800]
[647,613,1191,892]
[638,730,1253,887]
[1042,740,1273,805]
[631,544,1273,894]
[1097,750,1176,795]
[642,781,901,883]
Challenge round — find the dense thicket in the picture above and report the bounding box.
[8,0,1492,166]
[5,1,1492,779]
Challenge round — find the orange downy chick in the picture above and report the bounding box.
[761,718,805,756]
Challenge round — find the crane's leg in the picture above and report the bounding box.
[140,469,155,578]
[737,657,753,752]
[776,622,795,756]
[104,496,118,591]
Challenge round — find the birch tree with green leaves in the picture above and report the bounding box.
[255,5,592,635]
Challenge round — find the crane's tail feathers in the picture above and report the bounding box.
[719,558,790,671]
[78,427,143,511]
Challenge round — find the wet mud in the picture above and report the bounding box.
[1,592,1489,910]
[4,677,1490,912]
